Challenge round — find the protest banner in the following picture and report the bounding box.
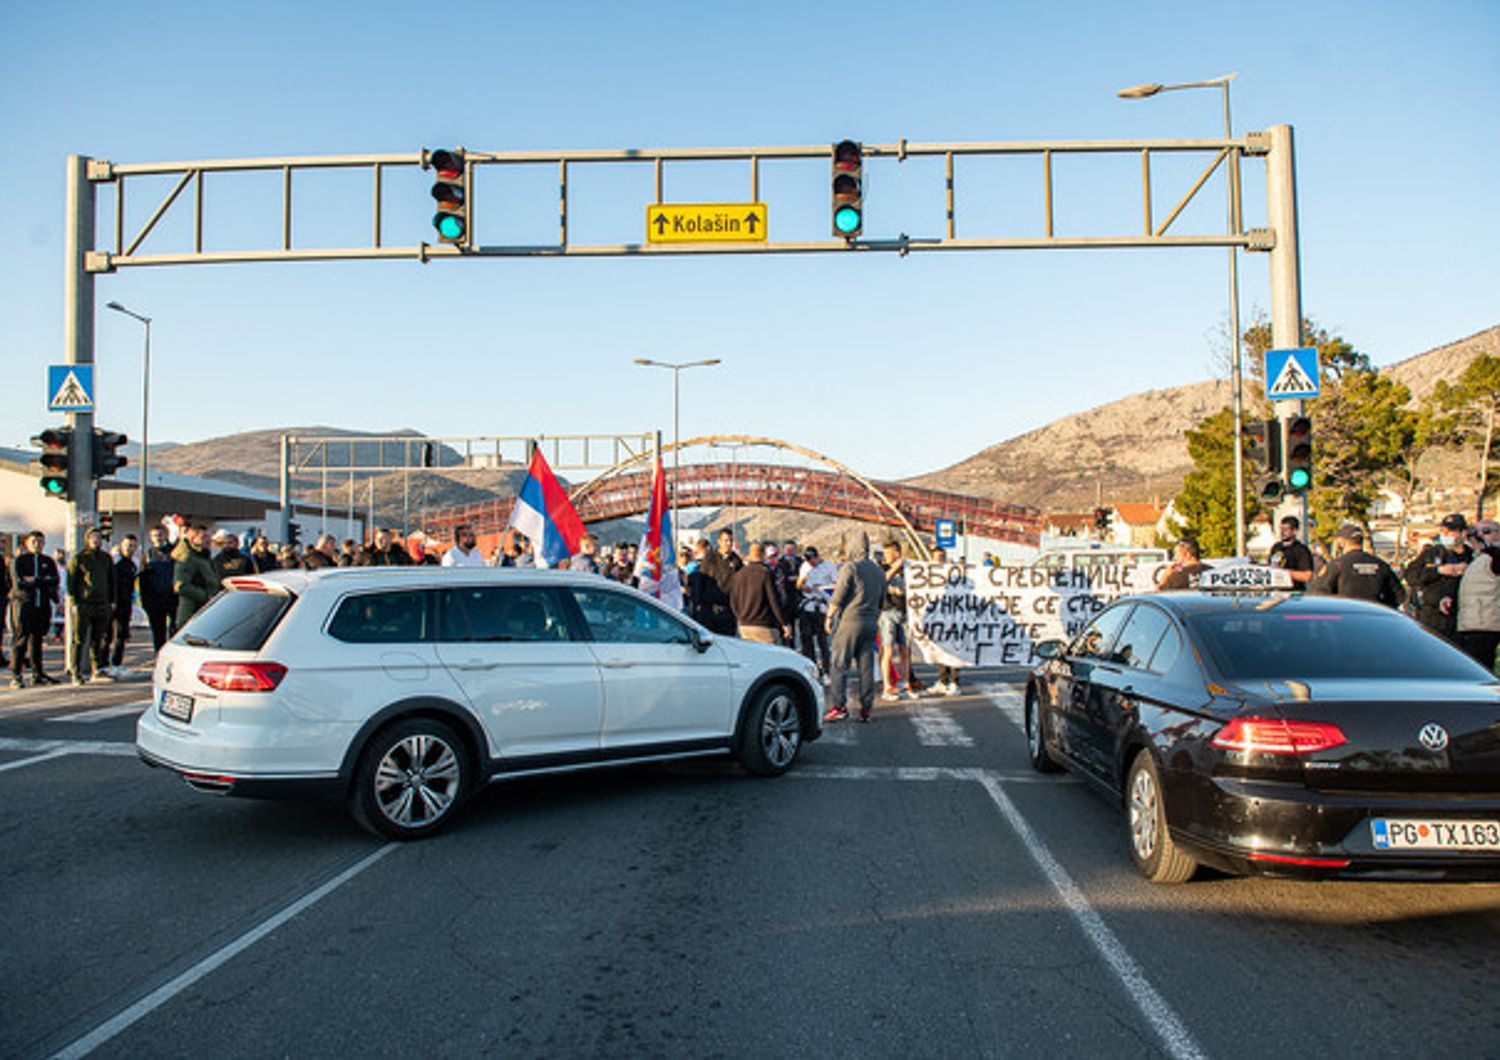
[906,560,1161,669]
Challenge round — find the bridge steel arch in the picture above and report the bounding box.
[573,435,935,558]
[423,435,1041,558]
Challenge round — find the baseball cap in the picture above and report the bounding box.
[1440,513,1468,531]
[1333,523,1364,543]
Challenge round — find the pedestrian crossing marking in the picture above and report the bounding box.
[909,705,974,746]
[48,701,148,724]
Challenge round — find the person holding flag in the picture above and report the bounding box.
[634,451,684,610]
[507,448,585,569]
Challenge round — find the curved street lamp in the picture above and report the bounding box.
[1118,73,1246,555]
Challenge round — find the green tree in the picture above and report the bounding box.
[1174,408,1243,557]
[1432,354,1500,517]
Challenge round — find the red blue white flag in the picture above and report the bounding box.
[634,451,683,609]
[508,447,585,568]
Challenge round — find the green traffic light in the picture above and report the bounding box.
[42,477,66,495]
[834,205,861,235]
[434,213,466,241]
[1288,467,1312,491]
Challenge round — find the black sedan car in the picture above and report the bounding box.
[1025,592,1500,883]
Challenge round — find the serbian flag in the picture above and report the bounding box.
[634,452,683,610]
[508,448,584,569]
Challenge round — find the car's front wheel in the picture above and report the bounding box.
[350,717,470,840]
[738,684,803,777]
[1025,689,1063,773]
[1125,749,1197,884]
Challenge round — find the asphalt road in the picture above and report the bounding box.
[3,663,1500,1059]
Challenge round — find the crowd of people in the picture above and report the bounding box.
[15,509,1498,703]
[1159,511,1500,671]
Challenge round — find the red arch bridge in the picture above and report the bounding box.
[422,436,1041,556]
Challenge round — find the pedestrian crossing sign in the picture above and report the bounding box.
[1264,347,1320,400]
[47,364,94,412]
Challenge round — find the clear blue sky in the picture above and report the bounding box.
[2,1,1496,482]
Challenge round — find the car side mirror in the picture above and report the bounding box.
[1034,639,1064,660]
[690,629,713,654]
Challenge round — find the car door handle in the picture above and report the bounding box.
[599,661,635,669]
[456,660,499,671]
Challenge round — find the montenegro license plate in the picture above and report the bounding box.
[159,690,195,722]
[1371,818,1500,851]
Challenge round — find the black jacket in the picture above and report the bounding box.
[1309,548,1405,608]
[10,551,59,609]
[1403,542,1472,635]
[140,544,177,610]
[729,563,787,630]
[113,555,138,618]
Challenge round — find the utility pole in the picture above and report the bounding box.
[1265,125,1307,539]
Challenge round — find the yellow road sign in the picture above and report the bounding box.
[646,203,768,244]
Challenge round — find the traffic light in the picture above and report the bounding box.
[93,428,129,480]
[426,148,468,246]
[99,513,114,540]
[1094,507,1112,534]
[1244,417,1285,505]
[288,521,303,547]
[33,427,72,499]
[831,140,863,239]
[1283,415,1313,494]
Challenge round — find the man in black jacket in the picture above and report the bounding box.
[139,526,178,651]
[1309,524,1405,608]
[357,527,412,567]
[9,531,60,688]
[1403,513,1472,641]
[728,543,791,644]
[109,535,140,672]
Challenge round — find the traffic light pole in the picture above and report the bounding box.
[64,154,99,664]
[1264,126,1309,541]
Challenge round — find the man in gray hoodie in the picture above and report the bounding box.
[825,531,886,722]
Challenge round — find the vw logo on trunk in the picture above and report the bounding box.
[165,662,173,684]
[1418,723,1449,752]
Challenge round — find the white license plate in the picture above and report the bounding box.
[1371,818,1500,851]
[159,690,195,722]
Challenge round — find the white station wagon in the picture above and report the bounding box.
[137,567,824,839]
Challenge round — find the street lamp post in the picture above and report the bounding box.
[634,357,722,549]
[105,300,152,544]
[1119,73,1247,556]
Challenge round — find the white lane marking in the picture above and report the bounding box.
[48,701,150,723]
[969,771,1206,1060]
[51,843,398,1060]
[798,765,1075,785]
[908,705,974,747]
[0,734,135,758]
[789,759,1205,1060]
[988,685,1027,727]
[0,748,71,774]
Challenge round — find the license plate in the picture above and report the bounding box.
[159,690,195,722]
[1371,818,1500,851]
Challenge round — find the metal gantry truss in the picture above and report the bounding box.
[83,133,1271,271]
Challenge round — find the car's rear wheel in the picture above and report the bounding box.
[350,717,470,840]
[738,684,803,777]
[1026,689,1063,773]
[1125,749,1197,883]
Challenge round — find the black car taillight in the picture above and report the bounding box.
[1211,717,1347,755]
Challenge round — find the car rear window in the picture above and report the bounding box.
[1185,608,1492,682]
[174,589,290,651]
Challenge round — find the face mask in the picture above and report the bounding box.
[1439,533,1459,548]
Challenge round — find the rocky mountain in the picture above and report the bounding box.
[913,324,1500,512]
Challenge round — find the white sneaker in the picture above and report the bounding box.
[943,683,960,696]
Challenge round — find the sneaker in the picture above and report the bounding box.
[823,706,849,722]
[857,709,871,723]
[943,683,961,697]
[71,674,85,687]
[880,688,901,702]
[35,672,60,686]
[900,689,919,700]
[90,671,115,683]
[8,677,22,690]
